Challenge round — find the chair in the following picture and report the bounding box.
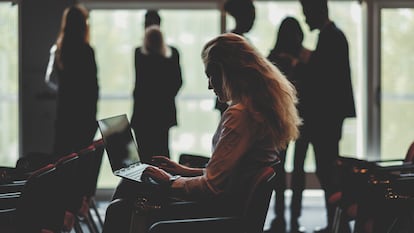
[178,153,210,168]
[67,139,105,233]
[404,141,414,162]
[0,168,27,233]
[142,165,277,233]
[332,141,414,233]
[13,163,64,233]
[54,152,82,233]
[0,156,55,233]
[353,163,414,233]
[89,139,106,229]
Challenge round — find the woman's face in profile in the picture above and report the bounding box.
[205,62,226,102]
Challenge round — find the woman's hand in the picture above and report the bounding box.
[151,156,205,177]
[151,156,187,175]
[142,166,172,186]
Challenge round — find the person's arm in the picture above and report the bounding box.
[151,156,204,177]
[171,106,256,197]
[171,47,183,97]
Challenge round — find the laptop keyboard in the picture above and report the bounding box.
[121,163,149,180]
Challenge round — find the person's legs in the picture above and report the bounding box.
[156,126,171,158]
[290,135,309,233]
[134,126,170,164]
[103,179,171,233]
[105,192,237,233]
[269,149,287,232]
[312,137,341,233]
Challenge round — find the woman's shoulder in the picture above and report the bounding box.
[168,46,180,57]
[222,104,247,129]
[169,45,179,53]
[223,104,249,121]
[222,103,264,129]
[225,103,245,113]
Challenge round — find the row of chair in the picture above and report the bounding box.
[0,139,105,233]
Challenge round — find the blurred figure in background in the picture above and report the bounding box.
[265,16,311,233]
[53,4,99,158]
[131,10,183,163]
[299,0,356,232]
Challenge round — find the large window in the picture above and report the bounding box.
[89,2,363,188]
[0,2,18,167]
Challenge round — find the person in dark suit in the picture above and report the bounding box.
[214,0,256,115]
[53,4,99,158]
[265,16,311,233]
[130,10,183,164]
[299,0,356,232]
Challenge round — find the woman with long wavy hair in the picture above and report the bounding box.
[53,4,99,158]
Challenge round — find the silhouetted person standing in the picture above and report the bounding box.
[265,16,311,233]
[299,0,356,232]
[214,0,256,115]
[131,10,183,163]
[53,4,99,157]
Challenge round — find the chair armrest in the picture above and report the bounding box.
[148,216,239,233]
[178,154,210,168]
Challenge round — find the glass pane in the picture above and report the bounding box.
[381,9,414,159]
[0,2,18,167]
[90,9,220,188]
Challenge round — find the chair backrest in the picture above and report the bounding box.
[0,179,26,229]
[14,163,64,233]
[404,141,414,163]
[178,153,210,168]
[54,152,81,215]
[77,139,105,198]
[241,166,276,233]
[56,139,104,215]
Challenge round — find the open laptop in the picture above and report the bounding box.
[97,114,151,183]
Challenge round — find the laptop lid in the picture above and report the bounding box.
[97,114,141,173]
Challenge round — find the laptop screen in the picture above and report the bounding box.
[97,114,141,172]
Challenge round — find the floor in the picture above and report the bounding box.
[263,190,328,233]
[93,189,330,233]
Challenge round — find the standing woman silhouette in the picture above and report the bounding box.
[53,4,99,157]
[131,10,183,163]
[266,16,311,233]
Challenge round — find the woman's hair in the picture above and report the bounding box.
[142,25,169,58]
[55,4,90,69]
[202,33,301,150]
[271,16,304,57]
[144,10,161,28]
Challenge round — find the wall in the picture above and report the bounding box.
[20,0,75,156]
